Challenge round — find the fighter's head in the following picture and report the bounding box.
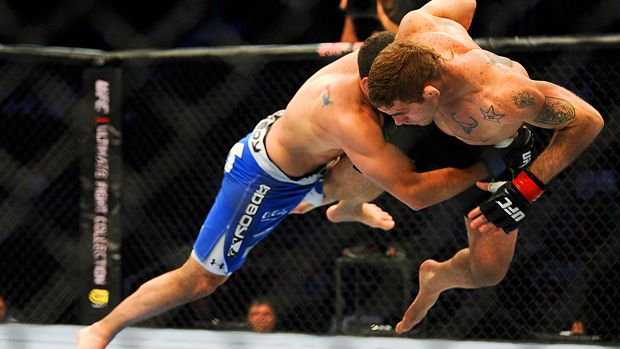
[368,41,444,125]
[357,31,396,79]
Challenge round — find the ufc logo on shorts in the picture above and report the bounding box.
[520,151,532,167]
[495,197,525,221]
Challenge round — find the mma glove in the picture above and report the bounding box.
[479,169,545,233]
[481,126,534,178]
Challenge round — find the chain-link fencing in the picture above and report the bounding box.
[0,38,618,343]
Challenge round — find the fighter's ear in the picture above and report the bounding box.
[422,85,440,100]
[360,77,370,98]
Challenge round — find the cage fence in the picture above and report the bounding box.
[0,36,618,345]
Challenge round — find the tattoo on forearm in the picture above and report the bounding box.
[322,85,333,106]
[512,91,535,108]
[534,96,576,125]
[451,113,478,134]
[480,105,504,123]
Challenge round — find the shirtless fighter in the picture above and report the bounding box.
[366,0,604,333]
[76,29,500,348]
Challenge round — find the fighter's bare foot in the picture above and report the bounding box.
[395,259,442,334]
[76,322,110,349]
[325,201,395,230]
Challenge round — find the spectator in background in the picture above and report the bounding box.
[570,320,586,335]
[340,0,421,42]
[247,298,278,333]
[0,296,17,324]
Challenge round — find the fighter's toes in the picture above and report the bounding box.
[362,203,395,230]
[395,321,407,334]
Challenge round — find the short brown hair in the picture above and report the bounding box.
[368,41,443,107]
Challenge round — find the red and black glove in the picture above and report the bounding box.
[479,169,545,233]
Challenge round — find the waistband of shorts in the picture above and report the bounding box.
[493,124,531,149]
[494,138,514,149]
[249,110,322,186]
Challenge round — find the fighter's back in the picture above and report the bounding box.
[266,52,378,178]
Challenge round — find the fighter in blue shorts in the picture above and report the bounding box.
[192,111,326,275]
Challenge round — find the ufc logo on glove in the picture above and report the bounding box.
[495,197,525,222]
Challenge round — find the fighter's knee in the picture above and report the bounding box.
[179,259,229,297]
[470,257,510,287]
[475,268,507,287]
[194,273,228,297]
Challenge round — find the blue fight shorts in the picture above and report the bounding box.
[192,111,325,276]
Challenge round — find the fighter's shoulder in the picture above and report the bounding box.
[331,103,381,131]
[490,74,543,118]
[468,50,531,86]
[328,108,384,151]
[304,68,353,98]
[397,10,437,37]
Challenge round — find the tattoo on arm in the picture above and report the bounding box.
[480,105,504,123]
[534,96,576,125]
[512,91,535,108]
[322,85,333,106]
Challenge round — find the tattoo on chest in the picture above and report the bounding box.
[512,91,535,108]
[535,96,576,125]
[480,105,504,123]
[450,112,479,134]
[322,85,333,106]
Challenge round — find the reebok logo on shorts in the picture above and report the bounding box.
[227,184,271,257]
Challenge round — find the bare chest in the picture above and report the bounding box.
[434,96,521,145]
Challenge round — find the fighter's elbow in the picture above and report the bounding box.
[398,181,432,211]
[405,197,427,211]
[465,0,477,12]
[408,203,425,211]
[461,0,477,15]
[452,0,477,30]
[394,189,425,211]
[582,109,605,141]
[592,111,605,134]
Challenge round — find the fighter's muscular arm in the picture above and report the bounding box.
[468,78,603,233]
[397,0,476,39]
[333,110,487,210]
[511,79,604,183]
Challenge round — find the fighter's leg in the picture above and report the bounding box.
[76,256,228,348]
[290,156,377,212]
[396,221,517,333]
[291,156,394,230]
